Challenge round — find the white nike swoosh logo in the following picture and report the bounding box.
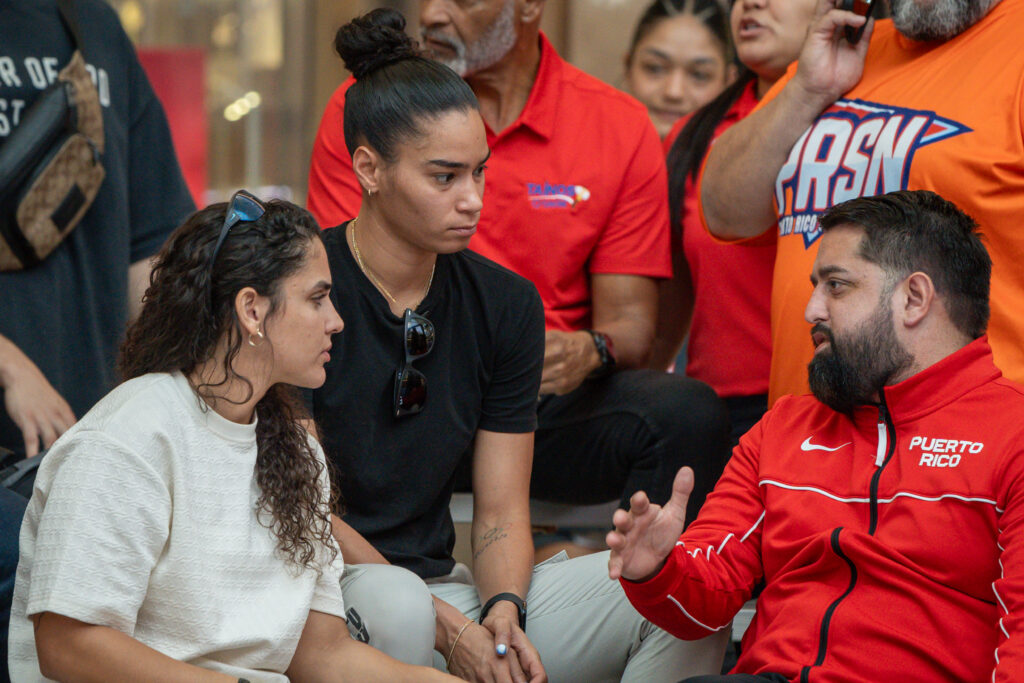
[801,437,851,452]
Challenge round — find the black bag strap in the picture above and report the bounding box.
[56,0,86,59]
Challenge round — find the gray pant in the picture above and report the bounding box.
[340,550,728,682]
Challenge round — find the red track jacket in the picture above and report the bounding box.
[623,337,1024,682]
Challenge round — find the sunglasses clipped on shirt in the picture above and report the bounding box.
[394,308,435,418]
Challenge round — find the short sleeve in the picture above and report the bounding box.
[25,433,171,633]
[478,280,545,433]
[124,33,195,263]
[589,120,672,279]
[307,79,363,229]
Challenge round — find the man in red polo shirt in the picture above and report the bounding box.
[308,0,730,527]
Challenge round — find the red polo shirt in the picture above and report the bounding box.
[307,34,672,332]
[664,81,773,398]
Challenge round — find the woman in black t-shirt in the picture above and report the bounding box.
[310,8,726,683]
[315,8,549,682]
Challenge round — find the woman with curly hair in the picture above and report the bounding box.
[8,195,456,682]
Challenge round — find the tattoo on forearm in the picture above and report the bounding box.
[473,524,511,560]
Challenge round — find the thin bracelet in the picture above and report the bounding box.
[445,618,475,670]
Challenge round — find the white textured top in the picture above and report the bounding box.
[8,372,345,682]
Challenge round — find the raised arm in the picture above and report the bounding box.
[615,419,769,640]
[700,0,873,239]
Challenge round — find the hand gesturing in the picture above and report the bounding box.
[607,466,694,583]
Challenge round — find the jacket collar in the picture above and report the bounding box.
[853,336,1001,426]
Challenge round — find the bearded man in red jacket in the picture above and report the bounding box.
[609,189,1024,683]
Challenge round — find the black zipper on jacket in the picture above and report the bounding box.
[800,393,896,681]
[868,391,896,535]
[800,527,859,683]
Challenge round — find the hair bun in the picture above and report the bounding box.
[334,8,419,80]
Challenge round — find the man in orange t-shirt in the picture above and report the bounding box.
[699,0,1024,405]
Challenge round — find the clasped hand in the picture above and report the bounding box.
[447,611,545,683]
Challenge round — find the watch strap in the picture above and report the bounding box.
[585,329,616,378]
[479,592,527,630]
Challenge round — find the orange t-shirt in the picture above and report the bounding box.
[707,0,1024,405]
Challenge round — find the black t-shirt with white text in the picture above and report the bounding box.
[310,223,544,579]
[0,0,194,451]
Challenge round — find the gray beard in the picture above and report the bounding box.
[888,0,997,41]
[422,0,517,77]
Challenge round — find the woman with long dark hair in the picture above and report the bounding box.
[8,196,455,681]
[623,0,737,138]
[309,8,728,683]
[651,0,817,443]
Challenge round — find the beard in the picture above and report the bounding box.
[807,304,913,415]
[888,0,997,41]
[421,0,517,77]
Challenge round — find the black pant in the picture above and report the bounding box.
[531,369,730,525]
[723,393,769,448]
[683,674,790,683]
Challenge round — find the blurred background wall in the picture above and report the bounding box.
[107,0,651,207]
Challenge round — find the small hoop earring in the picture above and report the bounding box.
[248,329,264,347]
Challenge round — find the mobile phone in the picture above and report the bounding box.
[840,0,875,44]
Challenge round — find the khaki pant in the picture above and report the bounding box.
[340,550,728,682]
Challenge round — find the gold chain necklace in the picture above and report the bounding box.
[349,216,435,306]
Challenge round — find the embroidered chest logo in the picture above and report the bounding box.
[774,98,970,249]
[526,182,591,209]
[909,435,983,468]
[800,437,850,452]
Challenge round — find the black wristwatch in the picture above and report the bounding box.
[585,329,617,379]
[479,592,527,630]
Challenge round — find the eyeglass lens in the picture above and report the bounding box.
[394,309,434,417]
[404,310,434,360]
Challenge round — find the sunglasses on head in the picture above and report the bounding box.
[210,189,266,275]
[393,308,435,418]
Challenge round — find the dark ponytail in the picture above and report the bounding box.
[667,68,757,238]
[335,8,478,162]
[119,199,338,572]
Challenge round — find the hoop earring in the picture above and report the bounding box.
[248,329,264,347]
